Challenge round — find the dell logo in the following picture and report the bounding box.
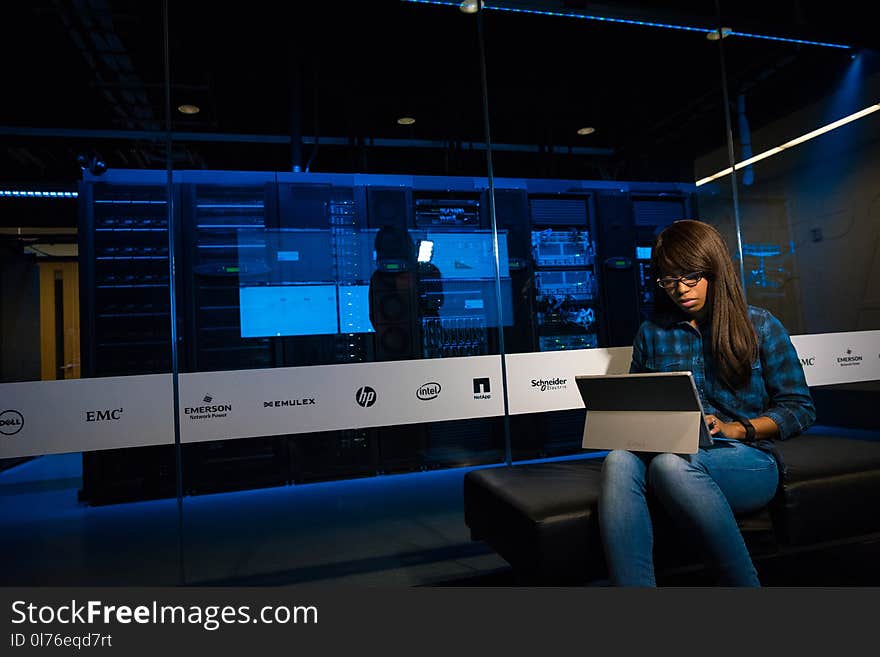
[0,410,24,436]
[416,382,441,401]
[356,386,377,408]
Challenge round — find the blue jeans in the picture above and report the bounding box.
[598,441,779,586]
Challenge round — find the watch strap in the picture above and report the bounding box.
[738,418,756,442]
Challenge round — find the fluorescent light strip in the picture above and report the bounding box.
[0,190,78,198]
[696,103,880,186]
[403,1,851,48]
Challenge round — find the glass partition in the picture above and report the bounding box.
[699,25,880,431]
[4,0,876,589]
[0,3,178,584]
[482,4,715,461]
[167,2,505,585]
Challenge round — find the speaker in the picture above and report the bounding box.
[369,269,418,360]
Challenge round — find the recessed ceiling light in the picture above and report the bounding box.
[177,104,200,115]
[576,127,596,135]
[397,116,416,125]
[706,27,732,41]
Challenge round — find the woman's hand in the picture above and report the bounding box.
[705,414,744,439]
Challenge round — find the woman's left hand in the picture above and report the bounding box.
[705,414,744,439]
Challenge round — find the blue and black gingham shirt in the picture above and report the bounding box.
[630,306,815,449]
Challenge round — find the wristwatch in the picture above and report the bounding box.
[738,418,757,442]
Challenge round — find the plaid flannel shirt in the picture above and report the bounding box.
[630,306,815,449]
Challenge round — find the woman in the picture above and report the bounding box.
[598,220,815,586]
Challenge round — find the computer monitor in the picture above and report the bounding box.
[423,231,509,279]
[239,284,338,337]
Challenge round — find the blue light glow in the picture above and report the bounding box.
[402,0,851,48]
[0,190,78,198]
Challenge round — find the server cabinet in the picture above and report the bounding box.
[78,181,179,504]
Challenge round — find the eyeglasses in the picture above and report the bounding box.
[656,271,704,291]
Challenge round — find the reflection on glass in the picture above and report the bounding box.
[234,227,513,351]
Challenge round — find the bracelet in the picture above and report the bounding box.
[738,418,756,442]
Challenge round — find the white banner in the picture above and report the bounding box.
[791,331,880,387]
[505,347,632,415]
[177,355,504,443]
[0,374,174,458]
[0,331,876,458]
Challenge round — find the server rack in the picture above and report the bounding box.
[78,181,178,504]
[77,171,697,502]
[523,193,600,454]
[178,183,289,495]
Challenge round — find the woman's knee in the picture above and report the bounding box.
[602,449,643,476]
[647,452,698,488]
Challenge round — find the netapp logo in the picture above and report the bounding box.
[799,357,816,367]
[837,348,863,367]
[473,378,491,400]
[416,382,441,401]
[531,377,568,392]
[0,410,24,436]
[263,398,316,408]
[356,386,377,408]
[85,408,123,422]
[185,394,231,420]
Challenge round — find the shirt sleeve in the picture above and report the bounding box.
[629,322,649,374]
[758,311,816,440]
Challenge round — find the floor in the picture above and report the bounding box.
[3,428,880,587]
[0,450,518,587]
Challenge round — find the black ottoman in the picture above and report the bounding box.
[464,431,880,584]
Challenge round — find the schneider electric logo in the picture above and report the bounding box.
[837,348,863,367]
[185,394,231,420]
[473,378,491,400]
[416,382,441,401]
[0,410,24,436]
[356,386,377,408]
[531,377,568,392]
[85,408,124,422]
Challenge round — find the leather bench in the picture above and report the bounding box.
[463,429,880,584]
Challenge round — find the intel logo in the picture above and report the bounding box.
[416,382,441,401]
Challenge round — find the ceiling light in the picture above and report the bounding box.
[177,104,200,115]
[397,116,416,125]
[459,0,482,13]
[576,127,596,135]
[696,102,880,186]
[706,27,732,41]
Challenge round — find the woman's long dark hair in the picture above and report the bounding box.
[651,220,757,389]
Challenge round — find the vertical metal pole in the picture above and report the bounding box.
[714,0,747,292]
[163,0,185,585]
[476,6,512,466]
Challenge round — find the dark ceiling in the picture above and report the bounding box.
[2,0,879,191]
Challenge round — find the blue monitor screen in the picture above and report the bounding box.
[239,284,338,337]
[238,229,335,284]
[423,231,509,279]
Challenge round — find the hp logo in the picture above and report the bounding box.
[356,386,377,408]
